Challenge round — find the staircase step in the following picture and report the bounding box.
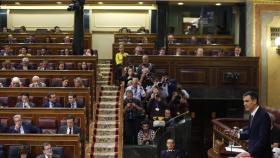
[94,128,119,136]
[95,121,118,129]
[97,108,118,115]
[94,135,118,143]
[96,114,118,121]
[101,86,119,91]
[101,90,119,96]
[91,152,117,158]
[98,103,118,109]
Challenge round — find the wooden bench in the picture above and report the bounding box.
[0,134,81,158]
[168,44,235,56]
[112,43,155,58]
[114,33,156,43]
[0,87,93,122]
[124,55,259,99]
[0,32,92,48]
[0,108,86,137]
[171,35,234,44]
[0,55,97,70]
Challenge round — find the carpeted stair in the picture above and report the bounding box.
[90,60,121,158]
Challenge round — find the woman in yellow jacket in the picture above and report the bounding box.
[115,44,128,84]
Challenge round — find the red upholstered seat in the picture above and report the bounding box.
[50,78,62,87]
[65,62,74,70]
[0,117,9,127]
[0,97,8,107]
[38,117,57,134]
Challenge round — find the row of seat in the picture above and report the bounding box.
[0,77,90,87]
[0,96,85,108]
[0,116,80,134]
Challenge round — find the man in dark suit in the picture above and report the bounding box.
[58,115,81,135]
[43,93,62,108]
[8,114,40,134]
[229,91,272,158]
[36,142,61,158]
[15,93,36,108]
[65,93,84,108]
[161,138,180,158]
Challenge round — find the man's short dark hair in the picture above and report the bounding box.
[42,142,51,150]
[21,92,29,97]
[65,114,74,121]
[126,90,133,95]
[47,93,55,98]
[243,91,258,102]
[68,93,77,98]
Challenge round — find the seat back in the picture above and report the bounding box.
[8,145,20,158]
[38,117,57,134]
[52,147,64,158]
[0,97,8,107]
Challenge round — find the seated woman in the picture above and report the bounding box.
[29,76,46,88]
[83,49,94,56]
[1,60,15,70]
[37,48,48,56]
[57,61,65,70]
[18,47,31,57]
[9,77,24,87]
[137,121,156,145]
[74,77,85,88]
[79,62,90,70]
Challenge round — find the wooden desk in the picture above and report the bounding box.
[0,134,81,158]
[124,55,259,99]
[0,32,92,48]
[114,33,156,43]
[208,148,229,158]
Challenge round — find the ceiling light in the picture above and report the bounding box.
[98,2,103,5]
[138,2,143,5]
[177,2,184,6]
[56,1,62,4]
[15,2,20,5]
[216,3,222,6]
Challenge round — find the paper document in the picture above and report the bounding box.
[225,146,246,153]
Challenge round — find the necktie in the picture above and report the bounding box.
[69,128,72,134]
[250,115,254,128]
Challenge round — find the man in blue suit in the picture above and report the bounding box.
[8,114,40,134]
[43,93,62,108]
[160,138,180,158]
[235,91,272,158]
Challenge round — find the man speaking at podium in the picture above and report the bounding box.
[228,91,272,158]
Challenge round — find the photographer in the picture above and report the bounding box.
[124,78,146,101]
[146,86,166,120]
[137,55,154,88]
[167,84,189,117]
[124,90,145,145]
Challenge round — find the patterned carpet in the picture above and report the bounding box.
[89,60,121,158]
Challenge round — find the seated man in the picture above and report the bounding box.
[1,60,15,70]
[24,35,36,43]
[29,76,46,88]
[196,48,204,56]
[58,115,81,135]
[43,93,62,108]
[164,109,175,127]
[17,57,33,70]
[9,77,24,87]
[234,45,242,57]
[160,138,180,158]
[6,34,16,43]
[36,142,61,158]
[15,92,35,108]
[65,93,84,108]
[0,45,14,56]
[37,60,52,70]
[159,47,166,56]
[8,114,40,134]
[137,121,155,145]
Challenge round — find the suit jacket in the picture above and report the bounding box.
[65,102,84,108]
[43,102,62,108]
[17,64,34,70]
[36,154,61,158]
[240,107,272,158]
[15,101,36,108]
[160,149,180,158]
[58,125,81,134]
[8,122,40,134]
